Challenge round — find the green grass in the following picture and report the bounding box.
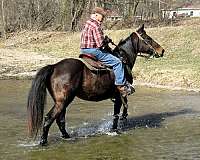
[2,19,200,89]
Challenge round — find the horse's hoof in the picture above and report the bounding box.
[40,139,48,146]
[107,128,121,136]
[120,116,126,120]
[61,133,70,139]
[110,128,121,134]
[120,114,128,120]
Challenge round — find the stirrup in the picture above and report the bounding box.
[119,84,135,97]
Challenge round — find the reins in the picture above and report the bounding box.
[109,35,135,108]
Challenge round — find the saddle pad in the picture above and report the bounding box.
[77,57,112,72]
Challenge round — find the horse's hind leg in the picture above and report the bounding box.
[40,105,56,145]
[56,94,76,139]
[40,92,75,145]
[56,107,70,139]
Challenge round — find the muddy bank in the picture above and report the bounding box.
[0,48,62,79]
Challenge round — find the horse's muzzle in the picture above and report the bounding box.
[153,48,165,58]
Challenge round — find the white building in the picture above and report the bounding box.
[162,7,200,19]
[106,10,123,21]
[107,15,123,21]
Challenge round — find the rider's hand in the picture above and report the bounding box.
[104,35,113,43]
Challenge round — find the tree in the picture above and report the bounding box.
[0,0,197,33]
[1,0,6,38]
[70,0,86,31]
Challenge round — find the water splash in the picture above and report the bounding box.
[69,119,114,138]
[17,140,40,147]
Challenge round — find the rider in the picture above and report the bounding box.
[80,7,134,97]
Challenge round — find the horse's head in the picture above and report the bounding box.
[130,32,156,57]
[113,31,157,69]
[136,24,165,57]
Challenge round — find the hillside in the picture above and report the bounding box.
[0,18,200,91]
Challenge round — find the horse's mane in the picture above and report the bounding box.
[118,32,135,46]
[112,32,140,58]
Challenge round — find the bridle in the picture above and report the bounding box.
[136,31,158,58]
[111,32,155,65]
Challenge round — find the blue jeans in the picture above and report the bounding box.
[81,48,126,85]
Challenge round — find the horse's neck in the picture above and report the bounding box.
[126,50,137,71]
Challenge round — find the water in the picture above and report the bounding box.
[0,80,200,160]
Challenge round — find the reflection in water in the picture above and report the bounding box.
[0,80,200,160]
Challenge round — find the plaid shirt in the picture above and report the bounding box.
[81,18,104,49]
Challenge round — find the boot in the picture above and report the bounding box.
[117,82,135,97]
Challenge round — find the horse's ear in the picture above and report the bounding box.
[118,39,124,45]
[141,24,145,30]
[136,24,145,33]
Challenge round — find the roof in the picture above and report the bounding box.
[162,8,200,11]
[177,8,200,10]
[162,3,200,11]
[180,3,200,9]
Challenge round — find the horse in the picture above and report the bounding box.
[27,25,165,145]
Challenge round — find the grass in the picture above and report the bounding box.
[2,18,200,89]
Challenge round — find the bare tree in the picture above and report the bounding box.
[70,0,86,31]
[0,0,193,33]
[1,0,6,38]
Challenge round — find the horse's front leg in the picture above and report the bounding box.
[112,92,122,131]
[121,97,128,120]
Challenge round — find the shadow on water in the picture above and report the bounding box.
[67,108,195,139]
[118,108,195,131]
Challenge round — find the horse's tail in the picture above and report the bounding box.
[27,64,54,138]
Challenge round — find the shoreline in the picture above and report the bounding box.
[1,71,199,93]
[0,48,199,93]
[135,82,200,93]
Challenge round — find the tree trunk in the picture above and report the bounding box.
[1,0,6,38]
[70,0,85,31]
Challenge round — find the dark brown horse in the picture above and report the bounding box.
[27,25,164,145]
